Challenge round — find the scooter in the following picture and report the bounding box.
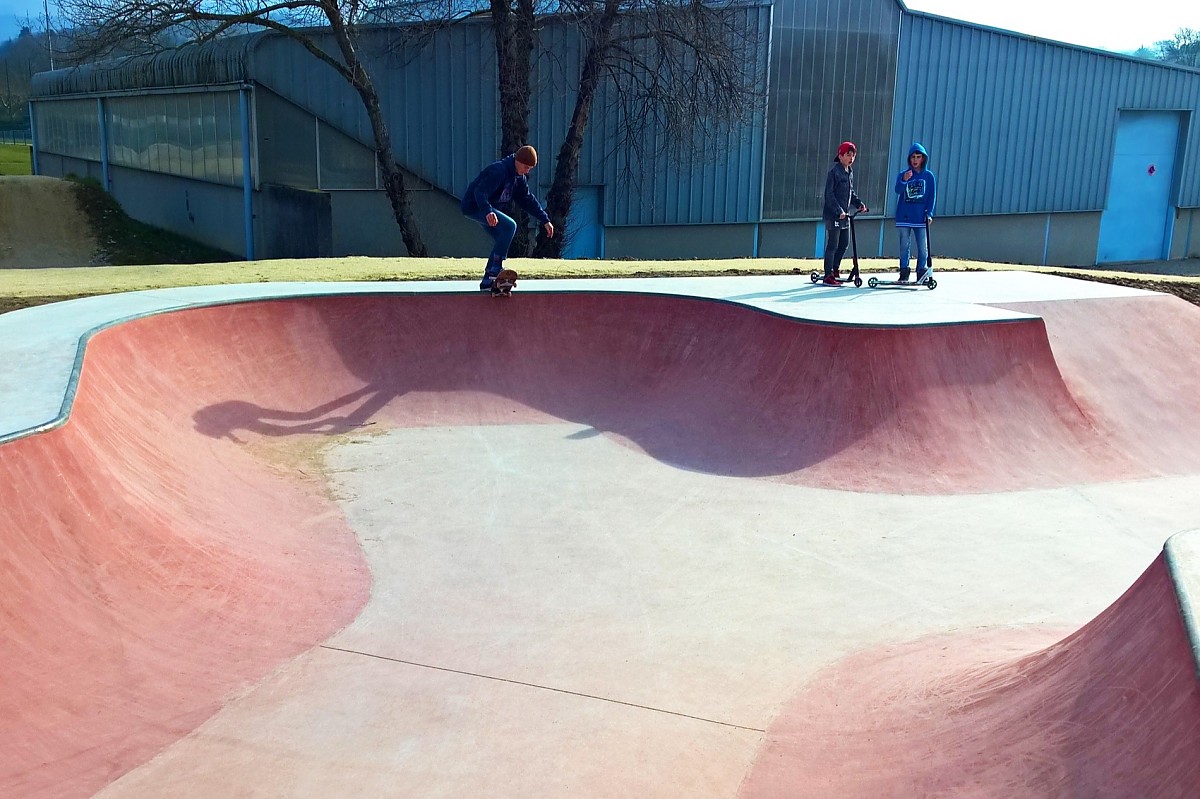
[867,218,938,290]
[810,209,865,287]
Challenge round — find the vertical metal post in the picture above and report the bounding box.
[97,98,109,190]
[239,85,255,261]
[1042,214,1051,266]
[43,0,54,70]
[27,101,38,174]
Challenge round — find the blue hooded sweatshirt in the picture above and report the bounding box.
[894,143,936,228]
[461,154,550,223]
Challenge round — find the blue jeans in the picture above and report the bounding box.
[897,225,929,278]
[464,208,517,271]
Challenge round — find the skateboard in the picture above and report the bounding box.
[491,268,518,296]
[867,273,937,290]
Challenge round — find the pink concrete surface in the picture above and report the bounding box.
[0,309,373,799]
[738,555,1200,798]
[2,290,1199,796]
[995,294,1200,474]
[106,292,1200,494]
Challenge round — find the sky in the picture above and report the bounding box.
[0,0,1193,52]
[903,0,1192,54]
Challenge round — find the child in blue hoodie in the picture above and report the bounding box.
[894,143,936,282]
[461,145,555,291]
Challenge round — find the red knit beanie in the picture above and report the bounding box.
[515,145,538,166]
[837,141,856,157]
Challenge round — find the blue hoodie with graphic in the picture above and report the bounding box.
[894,143,936,228]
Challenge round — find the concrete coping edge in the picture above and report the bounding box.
[1164,529,1200,682]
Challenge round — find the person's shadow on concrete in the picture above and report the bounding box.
[193,385,399,443]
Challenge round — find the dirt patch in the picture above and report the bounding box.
[1046,271,1200,306]
[0,176,99,268]
[0,295,92,314]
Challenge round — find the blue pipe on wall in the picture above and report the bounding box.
[240,85,255,261]
[97,98,110,191]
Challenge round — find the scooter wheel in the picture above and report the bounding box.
[926,277,937,290]
[810,272,820,284]
[854,277,862,287]
[867,277,878,288]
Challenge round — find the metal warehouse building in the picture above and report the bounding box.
[29,0,1200,265]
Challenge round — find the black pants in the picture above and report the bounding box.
[823,220,849,277]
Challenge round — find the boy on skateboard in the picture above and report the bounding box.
[460,145,555,292]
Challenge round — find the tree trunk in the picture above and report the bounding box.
[491,0,536,256]
[326,14,427,257]
[533,3,618,258]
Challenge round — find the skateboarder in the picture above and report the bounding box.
[894,142,936,283]
[461,145,555,292]
[822,141,869,285]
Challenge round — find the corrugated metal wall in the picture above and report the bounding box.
[31,37,255,95]
[30,7,1200,235]
[893,14,1200,215]
[763,0,901,219]
[250,26,498,201]
[247,10,771,228]
[578,6,772,226]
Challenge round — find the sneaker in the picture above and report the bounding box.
[822,275,840,286]
[915,270,931,283]
[897,273,911,284]
[479,280,494,291]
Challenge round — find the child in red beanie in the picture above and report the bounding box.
[820,141,868,285]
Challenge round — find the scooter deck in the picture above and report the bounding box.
[809,271,863,288]
[867,275,937,290]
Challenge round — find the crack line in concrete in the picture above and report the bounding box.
[319,644,767,733]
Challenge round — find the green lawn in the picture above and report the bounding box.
[0,144,32,175]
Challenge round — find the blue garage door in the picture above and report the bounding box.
[1097,111,1180,263]
[563,186,603,259]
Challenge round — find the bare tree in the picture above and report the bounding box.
[532,0,764,257]
[0,26,52,124]
[55,0,438,256]
[490,0,538,254]
[1156,27,1200,68]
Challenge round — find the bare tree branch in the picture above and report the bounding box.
[55,0,430,255]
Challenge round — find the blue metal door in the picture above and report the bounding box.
[1097,111,1179,263]
[563,186,602,259]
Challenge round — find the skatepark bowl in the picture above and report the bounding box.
[2,272,1199,798]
